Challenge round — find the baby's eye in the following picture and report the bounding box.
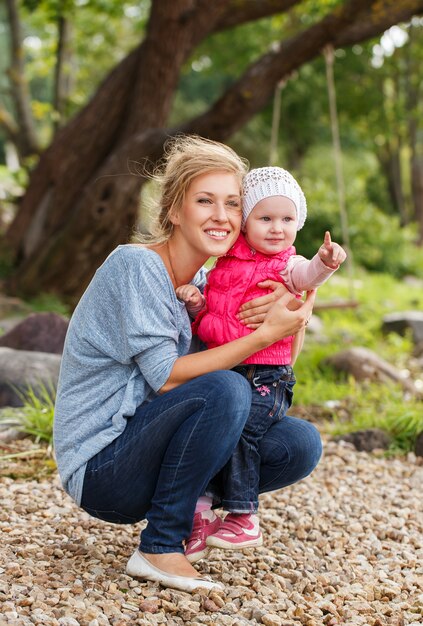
[283,216,294,222]
[260,216,271,222]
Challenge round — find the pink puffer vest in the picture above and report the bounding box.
[192,233,296,365]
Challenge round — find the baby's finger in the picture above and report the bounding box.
[324,231,332,249]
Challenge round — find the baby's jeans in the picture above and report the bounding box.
[208,364,296,513]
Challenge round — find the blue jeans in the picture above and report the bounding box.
[208,365,299,513]
[81,370,252,554]
[81,369,322,554]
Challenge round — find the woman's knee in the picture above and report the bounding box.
[297,420,323,476]
[260,417,322,487]
[201,370,252,424]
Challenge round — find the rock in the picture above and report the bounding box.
[382,311,423,345]
[0,294,30,318]
[139,599,160,613]
[0,346,61,407]
[201,596,221,612]
[0,317,26,335]
[323,347,419,395]
[334,429,391,452]
[0,312,68,354]
[1,438,422,626]
[0,412,28,442]
[262,614,282,626]
[306,315,324,336]
[415,431,423,458]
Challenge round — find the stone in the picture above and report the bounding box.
[0,312,68,354]
[0,346,61,407]
[334,428,391,452]
[0,295,30,318]
[323,346,418,395]
[382,311,423,345]
[415,432,423,458]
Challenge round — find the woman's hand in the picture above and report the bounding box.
[255,290,316,345]
[236,280,290,329]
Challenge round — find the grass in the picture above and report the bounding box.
[294,268,423,454]
[0,382,55,445]
[26,293,70,317]
[0,268,421,457]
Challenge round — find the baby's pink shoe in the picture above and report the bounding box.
[206,513,263,549]
[185,509,221,563]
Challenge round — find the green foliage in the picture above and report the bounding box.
[26,293,70,316]
[0,383,56,444]
[295,145,423,278]
[325,385,423,456]
[0,0,150,147]
[294,270,423,454]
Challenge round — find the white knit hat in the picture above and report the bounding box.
[242,166,307,230]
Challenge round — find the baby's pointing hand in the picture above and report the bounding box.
[318,231,347,269]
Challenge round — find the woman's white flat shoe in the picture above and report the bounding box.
[126,550,224,593]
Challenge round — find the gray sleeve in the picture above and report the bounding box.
[76,249,183,394]
[121,252,182,393]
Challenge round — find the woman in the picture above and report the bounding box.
[54,135,321,593]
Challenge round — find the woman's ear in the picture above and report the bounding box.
[169,207,180,226]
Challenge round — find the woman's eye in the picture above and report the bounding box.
[198,197,212,204]
[227,201,241,211]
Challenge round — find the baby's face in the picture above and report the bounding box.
[244,196,298,255]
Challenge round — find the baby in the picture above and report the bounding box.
[177,166,346,560]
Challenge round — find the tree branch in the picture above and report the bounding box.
[179,0,423,141]
[214,0,302,32]
[5,0,40,157]
[0,105,19,142]
[333,0,423,47]
[122,0,229,136]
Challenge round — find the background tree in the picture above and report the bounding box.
[2,0,423,304]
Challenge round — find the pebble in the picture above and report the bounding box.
[0,440,422,625]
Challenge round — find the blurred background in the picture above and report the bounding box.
[0,1,422,456]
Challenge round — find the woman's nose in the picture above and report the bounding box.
[212,202,229,221]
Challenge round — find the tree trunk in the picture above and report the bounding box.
[5,0,40,158]
[5,0,230,304]
[377,145,407,224]
[5,0,423,304]
[53,14,74,131]
[410,147,423,244]
[405,23,423,243]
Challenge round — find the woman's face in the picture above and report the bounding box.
[171,171,242,260]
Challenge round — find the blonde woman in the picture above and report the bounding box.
[54,136,320,592]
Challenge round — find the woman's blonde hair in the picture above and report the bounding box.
[137,135,249,244]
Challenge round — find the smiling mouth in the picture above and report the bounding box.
[205,230,230,238]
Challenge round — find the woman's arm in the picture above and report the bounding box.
[160,290,315,392]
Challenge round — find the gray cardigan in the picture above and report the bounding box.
[53,246,205,505]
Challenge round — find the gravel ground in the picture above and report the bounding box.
[1,440,422,626]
